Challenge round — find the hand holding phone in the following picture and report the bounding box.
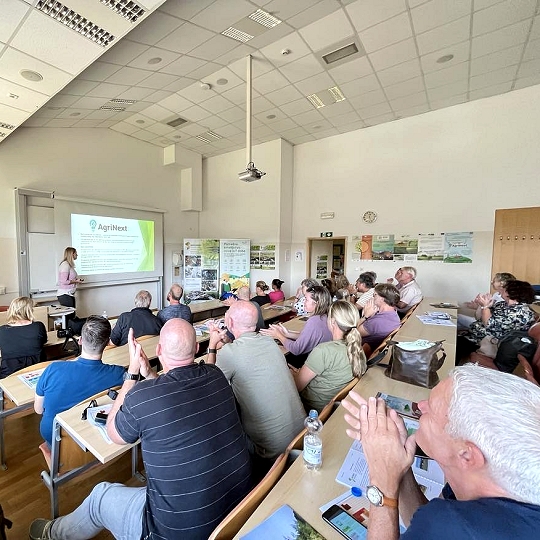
[322,505,367,540]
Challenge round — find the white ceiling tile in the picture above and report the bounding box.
[46,94,80,108]
[336,120,366,133]
[199,115,229,129]
[356,101,392,119]
[416,17,471,55]
[430,94,467,109]
[35,106,64,118]
[190,35,239,61]
[84,109,119,120]
[299,9,355,52]
[473,0,536,36]
[469,65,517,90]
[138,71,179,89]
[261,32,311,68]
[292,109,325,125]
[159,0,215,20]
[156,22,214,54]
[178,122,209,136]
[329,111,361,126]
[229,54,272,80]
[408,0,431,7]
[252,69,290,93]
[200,94,235,113]
[517,57,540,78]
[0,102,30,124]
[131,129,158,142]
[254,107,286,123]
[340,74,382,97]
[364,112,395,126]
[11,10,101,75]
[191,0,255,33]
[294,71,335,95]
[427,80,469,101]
[205,68,244,91]
[319,100,354,118]
[181,104,212,122]
[523,38,540,61]
[180,82,217,103]
[60,79,99,96]
[288,0,341,29]
[471,20,530,58]
[23,116,51,127]
[420,41,470,72]
[45,118,80,127]
[125,12,183,46]
[474,0,507,9]
[106,66,153,86]
[145,90,174,104]
[0,77,48,112]
[110,121,139,135]
[394,103,430,118]
[279,97,313,116]
[0,0,30,43]
[360,13,413,53]
[514,72,540,89]
[127,47,179,72]
[471,45,523,76]
[263,0,318,20]
[389,91,427,110]
[377,58,421,86]
[165,77,197,92]
[128,101,154,112]
[411,0,472,34]
[469,81,512,99]
[279,126,308,138]
[159,93,194,112]
[280,54,324,83]
[286,133,316,144]
[530,15,540,40]
[141,104,176,121]
[384,77,425,99]
[160,55,206,76]
[348,88,388,108]
[100,40,150,66]
[265,85,303,106]
[124,113,156,127]
[251,95,275,113]
[54,108,91,120]
[222,85,249,104]
[308,119,334,131]
[144,122,175,136]
[217,106,246,122]
[187,61,223,81]
[70,96,110,109]
[424,62,469,88]
[269,118,299,131]
[329,56,373,84]
[0,46,71,96]
[253,124,275,137]
[245,23,295,50]
[79,61,123,82]
[98,120,118,128]
[346,0,407,32]
[214,43,256,66]
[116,86,157,101]
[312,127,339,139]
[86,82,130,98]
[368,38,418,71]
[213,124,243,137]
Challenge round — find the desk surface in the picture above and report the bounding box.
[235,297,456,539]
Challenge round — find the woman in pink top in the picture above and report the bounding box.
[268,278,285,304]
[57,247,83,308]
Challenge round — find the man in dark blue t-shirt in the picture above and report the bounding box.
[342,364,540,539]
[156,283,192,325]
[30,319,252,540]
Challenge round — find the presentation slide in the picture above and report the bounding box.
[71,213,154,275]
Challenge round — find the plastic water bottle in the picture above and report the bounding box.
[102,310,107,319]
[303,409,323,470]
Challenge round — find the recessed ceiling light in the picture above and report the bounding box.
[216,78,228,86]
[147,57,162,65]
[173,135,182,139]
[313,125,322,129]
[328,86,346,103]
[437,54,454,64]
[20,70,43,82]
[69,112,81,117]
[307,94,325,109]
[8,93,19,99]
[266,114,276,119]
[136,119,145,124]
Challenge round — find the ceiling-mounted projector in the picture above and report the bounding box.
[238,161,266,182]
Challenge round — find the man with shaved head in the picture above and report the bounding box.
[157,283,192,324]
[30,319,252,540]
[222,285,265,331]
[207,301,305,474]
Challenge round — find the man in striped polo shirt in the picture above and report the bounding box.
[30,319,253,540]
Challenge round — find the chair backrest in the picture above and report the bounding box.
[207,452,289,540]
[0,305,48,327]
[516,355,539,386]
[522,323,540,382]
[332,378,360,404]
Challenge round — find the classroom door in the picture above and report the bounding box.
[307,237,347,280]
[491,207,540,285]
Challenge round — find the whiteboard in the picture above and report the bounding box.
[28,233,58,293]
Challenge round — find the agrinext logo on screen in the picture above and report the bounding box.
[89,219,127,232]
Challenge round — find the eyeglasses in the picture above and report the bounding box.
[81,399,98,420]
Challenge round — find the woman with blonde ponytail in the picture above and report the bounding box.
[292,300,366,412]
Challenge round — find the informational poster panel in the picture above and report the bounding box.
[183,239,220,302]
[219,239,250,293]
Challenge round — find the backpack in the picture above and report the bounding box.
[494,331,537,373]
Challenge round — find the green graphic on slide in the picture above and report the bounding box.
[137,220,155,271]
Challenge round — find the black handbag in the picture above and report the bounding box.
[384,340,446,389]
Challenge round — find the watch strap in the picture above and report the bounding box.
[367,485,398,508]
[124,372,139,381]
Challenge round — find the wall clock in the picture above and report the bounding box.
[362,210,377,224]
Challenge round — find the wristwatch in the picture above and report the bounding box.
[123,371,139,381]
[366,485,398,508]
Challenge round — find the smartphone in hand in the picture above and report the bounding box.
[322,505,367,540]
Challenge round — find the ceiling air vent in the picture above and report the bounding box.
[166,116,188,128]
[36,0,115,47]
[221,9,281,43]
[100,105,126,111]
[0,122,15,130]
[316,37,365,70]
[99,0,145,23]
[323,43,359,65]
[108,98,137,104]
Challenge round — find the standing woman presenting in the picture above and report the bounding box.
[57,247,83,308]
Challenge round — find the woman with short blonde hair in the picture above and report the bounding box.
[0,297,47,378]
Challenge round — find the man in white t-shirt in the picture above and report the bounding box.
[390,266,422,315]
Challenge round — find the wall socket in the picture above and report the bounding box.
[0,286,6,295]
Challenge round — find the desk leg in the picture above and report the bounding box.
[0,389,6,470]
[41,419,61,518]
[132,444,145,483]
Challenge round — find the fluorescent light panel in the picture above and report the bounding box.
[99,0,145,23]
[328,86,346,102]
[0,122,15,130]
[307,94,325,109]
[222,27,254,43]
[249,9,282,28]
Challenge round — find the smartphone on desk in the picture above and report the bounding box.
[322,505,367,540]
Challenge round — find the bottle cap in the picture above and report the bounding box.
[308,409,318,418]
[351,487,362,497]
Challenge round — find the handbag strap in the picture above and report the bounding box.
[367,344,391,368]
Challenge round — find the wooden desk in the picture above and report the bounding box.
[235,298,457,539]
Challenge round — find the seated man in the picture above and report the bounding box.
[207,301,305,467]
[30,320,252,540]
[157,283,192,325]
[34,316,125,447]
[110,290,162,346]
[389,266,422,315]
[222,285,265,332]
[343,364,540,539]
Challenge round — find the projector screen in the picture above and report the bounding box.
[71,214,155,275]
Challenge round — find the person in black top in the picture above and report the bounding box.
[109,290,162,346]
[251,280,271,306]
[0,297,47,378]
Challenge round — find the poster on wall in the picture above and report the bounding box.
[444,232,474,263]
[372,235,395,260]
[394,235,418,262]
[220,239,251,294]
[183,239,220,302]
[316,255,329,279]
[418,233,445,261]
[250,243,276,270]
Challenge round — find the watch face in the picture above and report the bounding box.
[366,485,383,506]
[363,210,377,224]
